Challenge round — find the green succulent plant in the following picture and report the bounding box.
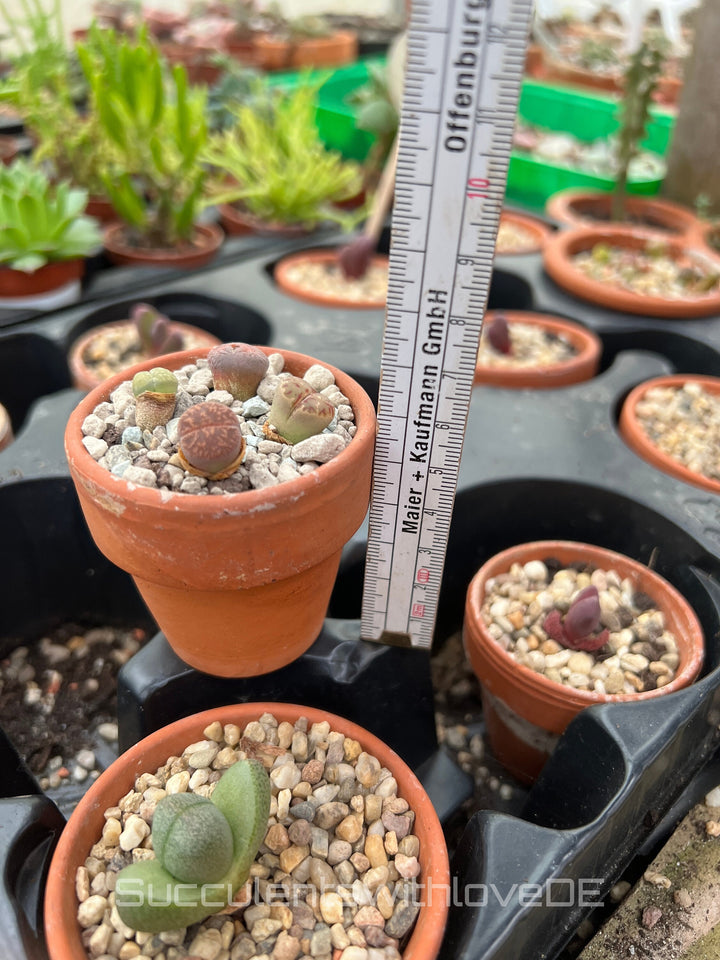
[115,758,270,934]
[267,376,335,444]
[0,159,102,272]
[203,80,364,230]
[132,366,178,432]
[177,401,246,479]
[208,342,269,401]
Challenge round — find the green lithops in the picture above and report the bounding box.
[267,376,335,444]
[132,367,178,433]
[115,758,271,934]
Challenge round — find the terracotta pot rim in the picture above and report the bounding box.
[475,310,602,388]
[464,539,705,712]
[619,374,720,494]
[546,189,701,238]
[67,319,222,392]
[497,211,553,255]
[65,345,377,517]
[254,28,356,49]
[103,222,224,267]
[274,249,389,309]
[543,225,720,318]
[44,702,450,960]
[219,204,315,238]
[0,258,84,297]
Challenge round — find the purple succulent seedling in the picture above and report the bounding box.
[132,304,183,357]
[177,402,246,480]
[486,314,512,355]
[267,376,334,445]
[208,343,270,401]
[543,585,609,652]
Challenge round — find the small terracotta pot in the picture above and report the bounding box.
[0,402,13,451]
[619,374,720,494]
[254,29,357,71]
[496,211,553,255]
[464,540,705,783]
[274,249,389,309]
[542,58,622,94]
[0,259,83,298]
[44,702,450,960]
[0,134,19,165]
[543,225,720,318]
[546,189,701,239]
[67,320,222,392]
[218,204,314,239]
[475,310,602,389]
[85,195,117,224]
[65,346,377,677]
[103,222,224,270]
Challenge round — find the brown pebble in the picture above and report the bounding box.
[288,819,312,846]
[265,824,291,854]
[642,906,663,929]
[301,759,324,784]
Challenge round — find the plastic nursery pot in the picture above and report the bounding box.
[463,540,704,784]
[543,225,720,318]
[218,203,315,239]
[67,320,222,392]
[619,374,720,495]
[0,258,84,309]
[546,189,701,239]
[102,222,224,270]
[274,249,389,309]
[65,347,377,677]
[474,310,602,389]
[45,702,450,960]
[254,29,358,71]
[496,211,553,255]
[0,402,13,451]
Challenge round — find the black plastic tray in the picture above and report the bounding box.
[2,224,720,960]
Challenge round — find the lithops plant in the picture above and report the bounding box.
[115,758,271,933]
[543,585,610,652]
[133,303,185,357]
[177,402,246,480]
[132,367,178,432]
[208,342,269,400]
[266,375,334,444]
[486,314,512,355]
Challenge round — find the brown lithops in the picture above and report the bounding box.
[177,402,246,480]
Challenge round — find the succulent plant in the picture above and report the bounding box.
[115,758,270,933]
[132,367,178,432]
[543,585,610,653]
[266,376,335,445]
[486,314,512,355]
[208,343,269,400]
[132,304,185,357]
[177,402,246,480]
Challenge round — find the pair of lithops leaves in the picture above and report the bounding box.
[115,758,271,934]
[131,343,337,481]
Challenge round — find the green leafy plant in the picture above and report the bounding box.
[77,26,209,249]
[0,159,102,272]
[204,80,363,229]
[612,39,664,221]
[115,758,270,933]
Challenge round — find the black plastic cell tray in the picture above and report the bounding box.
[3,228,720,960]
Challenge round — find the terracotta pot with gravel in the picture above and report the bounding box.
[274,249,389,309]
[546,189,700,239]
[619,374,720,494]
[45,702,450,960]
[65,345,376,677]
[495,211,553,255]
[474,310,602,389]
[463,540,704,783]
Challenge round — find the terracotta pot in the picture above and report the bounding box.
[0,133,18,165]
[0,402,13,451]
[226,36,262,65]
[543,225,720,318]
[85,195,116,224]
[274,249,389,310]
[218,204,314,239]
[496,211,553,255]
[692,221,720,260]
[619,374,720,494]
[464,540,705,783]
[65,346,377,677]
[542,58,622,94]
[103,222,224,270]
[0,259,83,299]
[254,29,357,71]
[44,702,450,960]
[67,319,222,392]
[474,310,602,389]
[546,189,701,239]
[654,75,683,107]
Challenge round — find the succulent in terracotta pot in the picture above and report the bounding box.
[66,344,377,677]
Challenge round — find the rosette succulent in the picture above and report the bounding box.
[115,758,270,933]
[267,376,335,444]
[177,402,246,480]
[132,367,178,432]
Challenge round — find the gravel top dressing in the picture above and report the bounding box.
[81,354,357,496]
[496,218,541,254]
[75,712,421,960]
[79,324,211,384]
[573,243,720,299]
[282,260,388,304]
[481,559,680,694]
[477,320,577,369]
[634,381,720,482]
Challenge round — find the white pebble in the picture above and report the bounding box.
[303,364,335,391]
[81,414,107,439]
[292,434,346,463]
[122,465,157,488]
[82,436,108,460]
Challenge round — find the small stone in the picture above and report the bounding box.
[119,815,150,851]
[706,786,720,807]
[122,465,158,487]
[609,881,631,903]
[289,800,315,822]
[303,365,335,392]
[356,753,382,789]
[364,835,388,869]
[271,763,302,791]
[523,560,548,581]
[310,825,329,859]
[302,759,325,784]
[674,888,693,908]
[252,918,283,941]
[265,824,291,854]
[76,749,96,770]
[184,740,220,769]
[336,814,363,843]
[166,771,190,794]
[376,885,394,920]
[280,844,310,874]
[272,931,301,960]
[381,811,411,840]
[314,802,349,830]
[319,892,345,925]
[288,819,312,846]
[327,840,352,865]
[394,853,421,878]
[642,906,663,929]
[385,901,420,939]
[644,870,672,889]
[354,906,385,929]
[77,895,108,927]
[292,433,346,464]
[82,436,108,459]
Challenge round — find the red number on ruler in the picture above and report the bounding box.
[411,603,426,618]
[417,568,430,584]
[467,177,490,198]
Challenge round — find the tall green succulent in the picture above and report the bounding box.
[0,160,102,272]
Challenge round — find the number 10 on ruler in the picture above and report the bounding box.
[360,0,533,649]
